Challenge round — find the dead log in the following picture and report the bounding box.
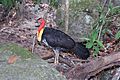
[66,52,120,80]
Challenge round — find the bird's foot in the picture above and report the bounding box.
[53,49,60,65]
[54,57,59,65]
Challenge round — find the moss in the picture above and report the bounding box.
[0,43,35,59]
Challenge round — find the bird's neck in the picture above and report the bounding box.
[37,19,45,42]
[37,28,44,42]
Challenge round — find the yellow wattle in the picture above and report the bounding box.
[37,28,44,42]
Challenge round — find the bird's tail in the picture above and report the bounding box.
[72,42,90,60]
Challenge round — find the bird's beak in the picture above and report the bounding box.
[35,18,42,27]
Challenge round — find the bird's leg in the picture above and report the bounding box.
[53,49,59,65]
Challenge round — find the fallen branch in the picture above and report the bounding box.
[66,52,120,80]
[32,35,36,53]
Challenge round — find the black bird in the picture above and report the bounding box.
[36,18,90,64]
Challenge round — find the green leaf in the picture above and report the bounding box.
[94,46,99,52]
[0,0,15,8]
[86,41,93,48]
[99,13,106,24]
[96,40,104,48]
[96,4,103,14]
[94,46,99,53]
[50,0,59,8]
[112,6,120,15]
[91,29,98,42]
[115,30,120,39]
[108,2,113,15]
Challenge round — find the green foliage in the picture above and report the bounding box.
[49,0,59,9]
[56,19,65,28]
[115,31,120,40]
[109,3,120,15]
[0,0,16,8]
[0,43,35,59]
[85,0,120,56]
[86,29,104,56]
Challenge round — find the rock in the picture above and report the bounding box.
[69,12,94,41]
[0,43,66,80]
[56,0,95,42]
[0,43,34,60]
[0,59,66,80]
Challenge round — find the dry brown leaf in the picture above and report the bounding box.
[7,55,17,64]
[20,35,27,39]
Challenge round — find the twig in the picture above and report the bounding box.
[48,56,75,67]
[102,0,107,9]
[98,22,104,40]
[32,35,36,53]
[0,27,9,32]
[71,58,90,63]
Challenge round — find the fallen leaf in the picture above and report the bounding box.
[7,55,17,64]
[20,35,27,39]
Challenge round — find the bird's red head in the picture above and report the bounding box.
[37,18,46,42]
[37,18,46,33]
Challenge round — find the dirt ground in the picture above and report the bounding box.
[0,3,80,74]
[0,2,120,79]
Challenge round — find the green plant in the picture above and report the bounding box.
[0,0,16,8]
[56,19,65,28]
[115,30,120,40]
[49,0,59,9]
[86,29,104,56]
[85,0,120,56]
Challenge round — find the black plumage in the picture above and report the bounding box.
[36,18,90,64]
[42,27,75,50]
[41,27,90,60]
[72,42,90,59]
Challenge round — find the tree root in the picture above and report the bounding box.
[66,52,120,80]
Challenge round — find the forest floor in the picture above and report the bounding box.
[0,1,120,79]
[0,3,79,74]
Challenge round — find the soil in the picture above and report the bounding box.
[0,1,120,78]
[0,3,79,74]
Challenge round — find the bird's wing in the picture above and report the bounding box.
[43,28,75,49]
